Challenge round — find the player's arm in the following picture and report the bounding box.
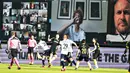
[48,35,55,42]
[72,41,78,49]
[7,38,11,50]
[76,44,81,57]
[34,41,40,52]
[18,39,22,52]
[34,40,37,47]
[48,35,51,41]
[88,48,91,58]
[27,39,29,48]
[76,49,80,56]
[90,44,97,53]
[58,41,62,50]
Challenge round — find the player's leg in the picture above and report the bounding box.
[8,49,14,69]
[69,58,76,66]
[45,50,52,68]
[30,48,34,64]
[75,61,80,70]
[28,48,31,64]
[75,55,82,70]
[14,57,21,70]
[41,55,46,67]
[8,58,14,69]
[49,53,53,63]
[68,52,76,66]
[128,54,130,73]
[85,56,92,71]
[30,53,34,64]
[93,52,99,69]
[47,56,51,67]
[50,54,57,63]
[13,49,21,70]
[61,54,66,71]
[93,59,98,68]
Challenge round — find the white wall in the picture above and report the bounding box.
[51,0,108,33]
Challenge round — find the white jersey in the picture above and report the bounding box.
[66,39,75,52]
[60,39,69,55]
[34,40,49,51]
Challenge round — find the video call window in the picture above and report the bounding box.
[2,1,48,41]
[107,0,130,42]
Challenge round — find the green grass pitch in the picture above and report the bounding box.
[0,63,127,73]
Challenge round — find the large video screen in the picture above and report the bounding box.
[106,0,130,42]
[2,1,48,41]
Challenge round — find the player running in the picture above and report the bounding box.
[75,39,92,70]
[7,32,22,70]
[27,34,37,65]
[66,36,78,66]
[59,34,78,71]
[123,40,130,73]
[34,38,50,68]
[91,38,100,69]
[48,34,59,67]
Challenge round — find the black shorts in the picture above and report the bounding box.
[93,51,100,59]
[50,49,57,55]
[43,49,50,56]
[50,52,56,55]
[28,47,34,54]
[61,54,67,60]
[67,52,73,58]
[77,55,89,62]
[11,49,18,58]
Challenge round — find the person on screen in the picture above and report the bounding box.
[57,9,85,42]
[114,0,130,37]
[123,40,130,73]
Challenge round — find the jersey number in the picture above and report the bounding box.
[82,49,86,54]
[63,44,68,49]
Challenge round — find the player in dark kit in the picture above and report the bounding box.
[75,39,92,70]
[91,38,100,69]
[48,34,59,67]
[123,40,130,73]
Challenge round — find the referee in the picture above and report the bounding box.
[7,32,22,70]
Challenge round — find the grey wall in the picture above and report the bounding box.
[51,0,108,33]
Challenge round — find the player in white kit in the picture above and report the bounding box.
[34,39,50,68]
[67,37,78,66]
[59,34,78,71]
